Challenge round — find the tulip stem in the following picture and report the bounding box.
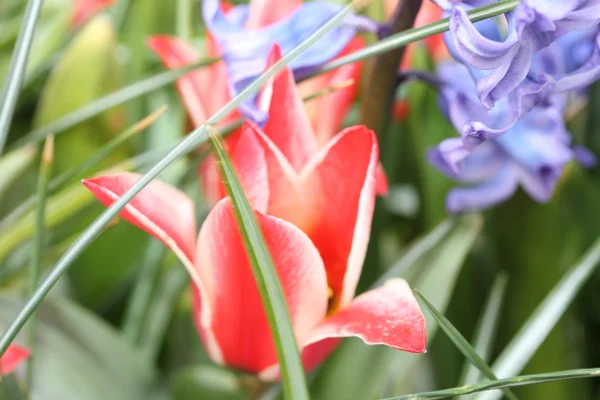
[360,0,422,136]
[359,0,422,290]
[25,136,54,399]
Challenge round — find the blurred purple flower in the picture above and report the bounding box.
[429,61,595,213]
[202,0,376,123]
[444,0,600,109]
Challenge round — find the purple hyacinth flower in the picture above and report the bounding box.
[445,0,600,109]
[437,10,600,149]
[429,61,595,213]
[202,0,376,123]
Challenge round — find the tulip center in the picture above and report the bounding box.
[326,286,344,316]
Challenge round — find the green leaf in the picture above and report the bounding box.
[0,295,154,400]
[311,215,482,400]
[414,291,518,400]
[478,237,600,400]
[458,273,508,391]
[383,368,600,400]
[208,131,309,400]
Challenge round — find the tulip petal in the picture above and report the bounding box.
[260,45,319,171]
[301,126,379,308]
[72,0,115,27]
[82,172,197,275]
[300,37,365,145]
[147,36,232,125]
[259,279,426,380]
[147,36,210,125]
[198,155,227,206]
[194,198,328,374]
[374,165,390,196]
[233,122,307,229]
[0,345,30,376]
[230,125,271,213]
[245,0,302,29]
[308,279,426,352]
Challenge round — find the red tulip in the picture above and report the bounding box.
[82,46,425,378]
[71,0,115,28]
[0,345,30,376]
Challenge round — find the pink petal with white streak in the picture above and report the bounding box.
[194,198,328,374]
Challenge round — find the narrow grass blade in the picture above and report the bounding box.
[478,237,600,400]
[0,0,361,364]
[11,59,217,148]
[209,130,309,399]
[384,368,600,400]
[414,291,519,400]
[25,135,53,399]
[0,107,167,234]
[0,0,44,155]
[458,273,509,394]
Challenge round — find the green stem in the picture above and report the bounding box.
[0,0,44,155]
[25,136,53,399]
